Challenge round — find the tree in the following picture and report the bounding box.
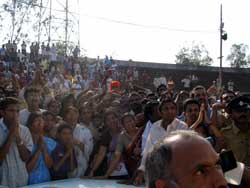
[227,43,250,68]
[175,42,213,66]
[1,0,39,43]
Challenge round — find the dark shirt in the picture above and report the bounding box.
[51,142,73,180]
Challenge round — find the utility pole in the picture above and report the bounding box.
[38,0,43,44]
[48,0,52,44]
[219,4,223,89]
[65,0,69,56]
[11,0,17,42]
[219,4,227,88]
[77,0,80,48]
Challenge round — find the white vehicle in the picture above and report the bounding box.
[21,179,145,188]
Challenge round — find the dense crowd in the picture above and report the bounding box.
[0,40,250,188]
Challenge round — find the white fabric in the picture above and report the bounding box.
[141,120,153,153]
[138,118,189,171]
[181,78,191,88]
[0,118,33,188]
[70,124,93,177]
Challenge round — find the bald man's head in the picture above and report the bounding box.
[145,130,227,188]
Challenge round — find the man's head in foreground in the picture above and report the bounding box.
[145,130,228,188]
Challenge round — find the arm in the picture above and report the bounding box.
[104,152,122,178]
[89,146,107,176]
[0,129,15,161]
[69,149,77,172]
[26,147,41,172]
[15,129,31,162]
[41,140,53,169]
[53,149,72,171]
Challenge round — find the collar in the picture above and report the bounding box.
[0,118,9,133]
[232,122,241,134]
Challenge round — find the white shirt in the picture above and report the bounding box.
[0,118,33,187]
[70,124,93,177]
[141,120,153,153]
[181,78,191,88]
[138,118,189,171]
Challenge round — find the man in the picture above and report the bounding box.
[141,100,161,152]
[145,130,228,188]
[183,98,225,152]
[0,97,33,187]
[189,85,212,120]
[220,96,250,166]
[134,99,189,185]
[19,87,45,126]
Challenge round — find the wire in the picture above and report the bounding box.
[83,14,217,34]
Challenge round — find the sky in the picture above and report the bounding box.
[1,0,250,67]
[77,0,250,67]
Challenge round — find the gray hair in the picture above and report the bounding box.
[145,130,201,188]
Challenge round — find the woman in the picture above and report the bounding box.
[26,112,56,185]
[50,123,77,180]
[63,106,93,177]
[102,113,141,179]
[88,110,128,178]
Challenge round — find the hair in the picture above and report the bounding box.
[158,99,177,112]
[220,90,236,101]
[183,98,200,112]
[57,123,73,134]
[145,130,201,188]
[26,111,43,129]
[62,106,79,118]
[24,87,41,100]
[103,109,118,125]
[42,110,56,118]
[190,85,206,98]
[144,100,159,120]
[156,84,167,94]
[0,97,19,110]
[121,112,135,126]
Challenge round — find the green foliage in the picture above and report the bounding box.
[227,43,250,68]
[175,42,213,66]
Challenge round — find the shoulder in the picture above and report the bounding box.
[44,137,57,150]
[175,118,188,128]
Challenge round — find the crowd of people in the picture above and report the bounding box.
[0,40,250,188]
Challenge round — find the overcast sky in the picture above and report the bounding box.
[78,0,250,67]
[1,0,250,67]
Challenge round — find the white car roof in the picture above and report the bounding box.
[21,178,145,188]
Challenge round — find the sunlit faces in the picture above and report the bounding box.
[160,102,177,122]
[184,103,200,124]
[193,88,208,105]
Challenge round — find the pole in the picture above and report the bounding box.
[77,0,80,48]
[48,0,52,44]
[219,4,223,88]
[38,0,43,44]
[11,0,16,42]
[65,0,68,56]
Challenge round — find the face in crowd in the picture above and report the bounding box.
[159,100,177,123]
[122,114,136,134]
[25,91,41,109]
[105,111,119,131]
[184,102,200,125]
[63,107,79,127]
[192,87,208,107]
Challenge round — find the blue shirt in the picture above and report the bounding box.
[28,137,56,185]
